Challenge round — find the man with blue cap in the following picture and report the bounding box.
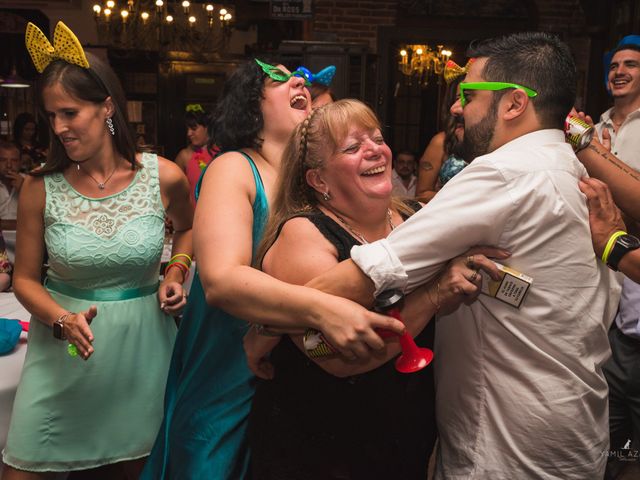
[596,34,640,480]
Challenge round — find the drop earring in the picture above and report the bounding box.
[106,117,115,136]
[322,191,332,201]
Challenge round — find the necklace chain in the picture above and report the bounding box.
[78,163,118,190]
[329,208,395,244]
[611,110,626,128]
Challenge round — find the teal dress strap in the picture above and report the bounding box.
[194,150,268,254]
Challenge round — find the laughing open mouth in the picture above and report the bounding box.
[290,95,308,110]
[362,165,386,175]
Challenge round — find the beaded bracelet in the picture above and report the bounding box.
[167,258,191,269]
[165,261,189,281]
[170,253,192,266]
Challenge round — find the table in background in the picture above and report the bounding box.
[0,293,29,459]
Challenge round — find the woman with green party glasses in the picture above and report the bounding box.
[142,59,405,479]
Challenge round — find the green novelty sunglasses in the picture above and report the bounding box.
[459,81,538,107]
[255,59,311,87]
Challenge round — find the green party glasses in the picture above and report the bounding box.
[459,81,538,107]
[255,58,311,86]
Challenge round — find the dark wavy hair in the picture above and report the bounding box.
[185,107,209,130]
[209,58,278,152]
[13,112,39,145]
[467,32,576,129]
[32,52,138,176]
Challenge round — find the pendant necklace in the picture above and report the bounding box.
[329,208,395,244]
[78,162,119,190]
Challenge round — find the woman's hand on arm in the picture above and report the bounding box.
[308,246,509,377]
[158,156,193,315]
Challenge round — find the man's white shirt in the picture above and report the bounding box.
[352,129,620,479]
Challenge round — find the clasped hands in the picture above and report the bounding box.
[244,246,508,379]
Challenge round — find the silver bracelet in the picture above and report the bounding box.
[254,323,282,337]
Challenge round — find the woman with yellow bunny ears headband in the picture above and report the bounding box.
[2,21,193,478]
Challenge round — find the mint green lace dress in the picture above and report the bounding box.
[1,153,177,472]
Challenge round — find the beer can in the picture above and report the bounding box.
[564,115,594,152]
[303,328,337,358]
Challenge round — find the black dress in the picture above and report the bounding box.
[249,206,436,480]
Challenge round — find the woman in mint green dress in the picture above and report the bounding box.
[2,22,193,479]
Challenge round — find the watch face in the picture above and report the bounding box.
[619,234,640,250]
[53,321,65,340]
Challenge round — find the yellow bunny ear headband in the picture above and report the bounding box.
[25,21,90,73]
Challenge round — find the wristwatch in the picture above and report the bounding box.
[52,313,69,340]
[607,234,640,271]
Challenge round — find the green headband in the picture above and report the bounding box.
[186,104,205,113]
[255,58,311,87]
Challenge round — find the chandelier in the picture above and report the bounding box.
[398,44,452,86]
[92,0,234,53]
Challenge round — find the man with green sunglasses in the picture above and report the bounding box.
[312,32,619,480]
[458,81,538,108]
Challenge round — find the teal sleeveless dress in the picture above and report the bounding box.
[2,153,177,472]
[143,152,268,480]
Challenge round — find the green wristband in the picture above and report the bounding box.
[602,231,627,264]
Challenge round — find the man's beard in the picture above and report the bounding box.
[462,100,498,163]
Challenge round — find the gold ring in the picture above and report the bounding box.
[469,270,479,283]
[466,255,475,268]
